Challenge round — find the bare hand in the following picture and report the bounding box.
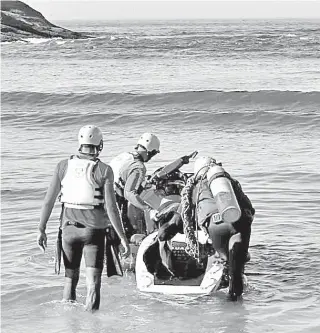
[120,238,131,259]
[37,231,47,253]
[149,209,159,221]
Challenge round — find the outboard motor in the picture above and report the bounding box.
[206,164,241,223]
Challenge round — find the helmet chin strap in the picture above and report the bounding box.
[135,150,148,162]
[135,144,158,162]
[147,150,158,161]
[79,145,101,157]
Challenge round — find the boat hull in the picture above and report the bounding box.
[135,232,224,295]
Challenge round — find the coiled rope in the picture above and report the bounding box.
[181,176,200,261]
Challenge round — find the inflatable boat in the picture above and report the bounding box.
[135,230,225,295]
[117,152,247,296]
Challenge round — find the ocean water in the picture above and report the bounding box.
[1,19,320,333]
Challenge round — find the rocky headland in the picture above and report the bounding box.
[1,0,89,42]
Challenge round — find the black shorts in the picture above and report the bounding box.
[62,224,105,272]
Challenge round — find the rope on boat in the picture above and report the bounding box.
[181,176,199,261]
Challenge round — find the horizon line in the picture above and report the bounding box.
[53,17,320,21]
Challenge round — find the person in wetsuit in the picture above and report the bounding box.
[157,156,255,300]
[37,125,130,312]
[109,133,161,238]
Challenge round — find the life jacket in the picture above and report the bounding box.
[109,152,144,196]
[60,156,104,209]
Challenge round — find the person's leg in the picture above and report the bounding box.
[227,216,253,299]
[62,225,83,301]
[63,270,80,301]
[158,240,175,276]
[207,221,235,261]
[228,232,245,300]
[85,267,102,311]
[233,218,252,262]
[207,218,248,299]
[83,228,105,311]
[157,211,182,276]
[227,216,252,290]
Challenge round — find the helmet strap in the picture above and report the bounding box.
[79,144,100,156]
[135,145,158,162]
[147,150,158,161]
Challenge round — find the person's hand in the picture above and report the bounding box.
[149,209,159,221]
[37,231,47,253]
[120,238,131,259]
[147,173,159,185]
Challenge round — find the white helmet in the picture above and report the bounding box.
[194,156,216,177]
[137,133,160,153]
[78,125,103,149]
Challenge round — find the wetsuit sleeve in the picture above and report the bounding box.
[103,166,127,240]
[38,161,63,232]
[230,177,255,219]
[124,168,151,211]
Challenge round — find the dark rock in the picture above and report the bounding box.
[1,0,89,42]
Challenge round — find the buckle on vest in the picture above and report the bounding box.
[211,212,222,223]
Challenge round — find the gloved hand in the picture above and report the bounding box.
[120,238,131,259]
[37,231,47,253]
[181,156,190,164]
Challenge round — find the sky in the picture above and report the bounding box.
[22,0,320,21]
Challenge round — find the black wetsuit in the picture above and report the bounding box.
[157,174,255,258]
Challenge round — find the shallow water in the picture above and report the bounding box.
[1,19,320,333]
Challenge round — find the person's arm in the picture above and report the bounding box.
[37,164,62,251]
[38,174,61,232]
[231,177,255,218]
[124,168,152,212]
[104,167,130,256]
